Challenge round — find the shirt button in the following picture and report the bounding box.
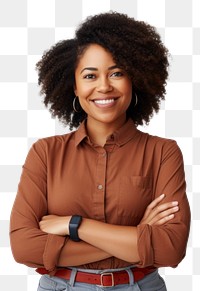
[97,184,103,190]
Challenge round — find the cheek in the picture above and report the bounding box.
[78,98,87,110]
[75,81,93,99]
[78,89,92,111]
[122,81,132,100]
[77,90,91,106]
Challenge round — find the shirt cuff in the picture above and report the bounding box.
[136,224,154,268]
[43,234,69,273]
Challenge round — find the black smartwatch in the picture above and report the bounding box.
[69,215,82,242]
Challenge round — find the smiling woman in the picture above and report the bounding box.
[74,44,132,145]
[34,12,169,130]
[10,12,190,291]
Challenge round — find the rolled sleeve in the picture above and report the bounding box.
[10,140,67,272]
[136,140,191,268]
[43,234,68,272]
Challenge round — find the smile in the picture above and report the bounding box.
[93,98,115,105]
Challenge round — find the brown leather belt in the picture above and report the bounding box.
[37,267,156,287]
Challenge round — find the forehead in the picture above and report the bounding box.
[77,44,115,67]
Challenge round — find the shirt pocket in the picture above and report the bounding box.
[118,176,152,222]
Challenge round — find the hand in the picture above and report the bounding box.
[139,194,179,226]
[39,215,71,236]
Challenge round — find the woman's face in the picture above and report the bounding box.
[74,44,132,127]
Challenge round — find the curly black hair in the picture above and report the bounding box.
[36,12,169,130]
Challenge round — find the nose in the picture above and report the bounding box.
[96,76,113,93]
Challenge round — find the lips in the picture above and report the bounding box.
[93,98,115,105]
[90,97,119,108]
[91,97,119,102]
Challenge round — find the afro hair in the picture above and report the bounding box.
[36,12,169,130]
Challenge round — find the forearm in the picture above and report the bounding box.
[78,218,140,264]
[40,196,180,266]
[58,240,111,267]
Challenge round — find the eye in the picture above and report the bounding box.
[111,71,124,77]
[83,74,96,79]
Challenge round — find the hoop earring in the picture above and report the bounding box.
[73,96,81,113]
[134,93,138,107]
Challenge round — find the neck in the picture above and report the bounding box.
[86,117,126,147]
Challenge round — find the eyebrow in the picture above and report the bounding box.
[80,65,119,74]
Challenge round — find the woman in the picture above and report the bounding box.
[10,12,190,290]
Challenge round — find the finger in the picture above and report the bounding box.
[143,194,166,219]
[154,214,175,226]
[41,215,54,221]
[144,203,179,225]
[152,201,179,217]
[149,206,179,225]
[146,194,165,211]
[39,221,43,230]
[40,216,48,221]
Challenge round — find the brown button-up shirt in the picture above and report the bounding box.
[10,119,190,273]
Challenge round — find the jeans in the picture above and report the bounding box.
[37,266,167,291]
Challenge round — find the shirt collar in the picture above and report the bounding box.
[109,118,138,146]
[74,118,139,147]
[74,120,88,147]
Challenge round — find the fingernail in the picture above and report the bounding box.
[160,194,165,198]
[169,214,174,219]
[173,206,179,211]
[172,201,178,206]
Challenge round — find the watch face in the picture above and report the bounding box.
[69,215,82,242]
[72,215,82,225]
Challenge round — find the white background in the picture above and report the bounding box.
[0,0,199,290]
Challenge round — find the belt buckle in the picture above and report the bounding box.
[100,272,114,287]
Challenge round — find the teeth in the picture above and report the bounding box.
[94,99,115,104]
